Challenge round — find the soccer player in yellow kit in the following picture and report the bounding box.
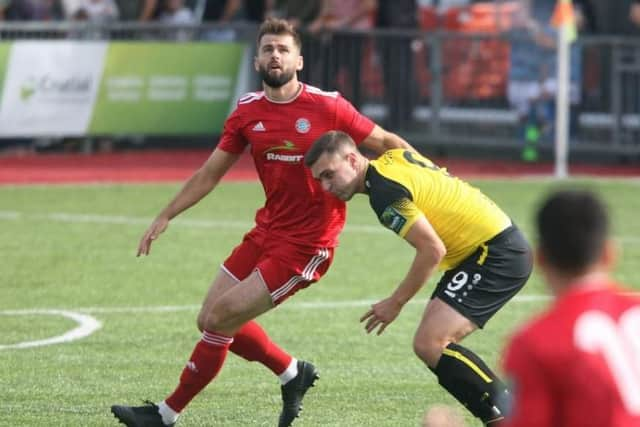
[305,131,533,426]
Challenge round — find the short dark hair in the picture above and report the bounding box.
[304,130,355,167]
[257,18,301,51]
[536,190,609,273]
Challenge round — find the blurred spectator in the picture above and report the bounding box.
[0,0,36,20]
[198,0,241,40]
[270,0,321,29]
[159,0,195,40]
[376,0,419,129]
[308,0,375,33]
[199,0,240,22]
[631,0,640,27]
[507,0,585,160]
[114,0,157,21]
[417,0,470,29]
[159,0,194,24]
[31,0,64,20]
[307,0,377,105]
[242,0,275,23]
[62,0,119,21]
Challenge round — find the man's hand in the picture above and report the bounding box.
[360,296,404,335]
[137,216,169,256]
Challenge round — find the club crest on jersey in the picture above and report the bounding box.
[381,206,407,233]
[295,118,311,134]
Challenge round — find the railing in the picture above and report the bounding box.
[0,22,639,158]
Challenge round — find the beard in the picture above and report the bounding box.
[258,65,296,88]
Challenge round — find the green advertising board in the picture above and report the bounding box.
[0,43,11,102]
[89,42,246,135]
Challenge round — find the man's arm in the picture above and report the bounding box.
[359,124,415,155]
[137,148,241,256]
[138,0,158,21]
[333,0,376,28]
[361,216,446,334]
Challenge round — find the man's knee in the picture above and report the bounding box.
[413,336,449,368]
[201,307,230,332]
[196,313,206,332]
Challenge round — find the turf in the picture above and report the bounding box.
[1,178,638,426]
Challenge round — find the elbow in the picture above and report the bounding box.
[430,241,447,265]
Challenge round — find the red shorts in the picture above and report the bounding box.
[222,228,335,305]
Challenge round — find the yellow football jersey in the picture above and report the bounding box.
[366,149,512,270]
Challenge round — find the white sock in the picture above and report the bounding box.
[157,401,180,425]
[278,358,298,385]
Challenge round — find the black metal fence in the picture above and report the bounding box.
[1,22,639,159]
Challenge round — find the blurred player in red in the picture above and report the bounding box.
[111,17,413,427]
[502,190,640,427]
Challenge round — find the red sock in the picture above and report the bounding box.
[165,331,233,412]
[230,320,292,375]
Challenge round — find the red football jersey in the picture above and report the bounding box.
[502,284,640,427]
[217,84,375,247]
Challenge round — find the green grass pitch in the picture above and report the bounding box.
[1,178,639,426]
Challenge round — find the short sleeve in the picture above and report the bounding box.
[334,95,375,144]
[366,165,423,237]
[217,107,248,154]
[378,198,423,237]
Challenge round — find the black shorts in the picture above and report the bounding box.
[431,224,533,328]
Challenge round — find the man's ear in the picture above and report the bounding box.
[297,55,304,71]
[535,245,546,269]
[347,151,358,168]
[601,239,618,271]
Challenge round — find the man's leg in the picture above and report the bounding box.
[112,271,274,427]
[197,268,296,382]
[414,298,508,425]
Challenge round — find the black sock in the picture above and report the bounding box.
[431,343,509,423]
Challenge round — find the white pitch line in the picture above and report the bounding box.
[1,211,640,242]
[0,309,102,350]
[0,295,552,318]
[8,293,640,350]
[0,211,20,220]
[0,210,386,234]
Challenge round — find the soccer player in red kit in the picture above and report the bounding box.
[502,190,640,427]
[111,18,413,427]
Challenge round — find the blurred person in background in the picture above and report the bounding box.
[62,0,118,21]
[0,0,36,20]
[197,0,241,41]
[502,190,640,427]
[114,0,157,21]
[631,0,640,27]
[376,0,419,130]
[111,18,413,427]
[31,0,64,20]
[158,0,194,23]
[242,0,275,23]
[507,0,587,161]
[158,0,195,40]
[307,0,377,106]
[269,0,321,29]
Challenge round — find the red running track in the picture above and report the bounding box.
[1,149,640,185]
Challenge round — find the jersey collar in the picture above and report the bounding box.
[264,82,304,104]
